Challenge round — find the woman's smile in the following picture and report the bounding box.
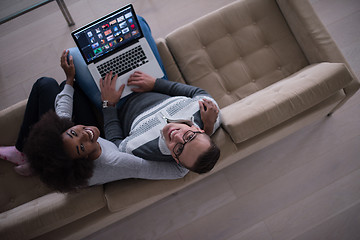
[85,128,94,141]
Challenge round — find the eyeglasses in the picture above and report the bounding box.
[173,130,203,160]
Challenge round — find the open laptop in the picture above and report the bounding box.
[71,4,163,98]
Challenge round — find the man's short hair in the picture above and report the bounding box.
[188,138,220,174]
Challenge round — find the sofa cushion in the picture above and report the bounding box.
[221,62,353,143]
[165,0,308,109]
[0,185,105,240]
[104,127,237,213]
[0,161,53,213]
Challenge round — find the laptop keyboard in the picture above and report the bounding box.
[97,45,149,78]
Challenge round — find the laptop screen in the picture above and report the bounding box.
[71,4,143,64]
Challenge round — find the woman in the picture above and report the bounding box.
[0,49,189,193]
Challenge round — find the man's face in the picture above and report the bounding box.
[61,125,101,160]
[162,122,211,169]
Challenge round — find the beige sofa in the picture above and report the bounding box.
[0,0,359,239]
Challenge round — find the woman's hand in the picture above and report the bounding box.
[60,50,75,86]
[99,71,125,106]
[199,99,219,135]
[127,71,156,92]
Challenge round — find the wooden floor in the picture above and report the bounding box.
[0,0,359,239]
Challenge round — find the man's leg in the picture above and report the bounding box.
[137,15,168,80]
[68,47,103,109]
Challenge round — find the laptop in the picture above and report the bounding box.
[71,4,163,98]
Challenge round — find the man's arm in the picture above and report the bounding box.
[128,71,210,98]
[153,78,209,98]
[102,107,123,146]
[128,71,221,135]
[199,98,220,135]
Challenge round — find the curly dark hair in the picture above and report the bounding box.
[23,111,94,193]
[188,138,220,174]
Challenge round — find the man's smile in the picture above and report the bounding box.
[168,129,179,141]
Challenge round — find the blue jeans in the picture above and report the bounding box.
[69,16,167,109]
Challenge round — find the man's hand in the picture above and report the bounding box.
[199,99,219,135]
[127,71,156,92]
[60,50,75,86]
[99,71,125,106]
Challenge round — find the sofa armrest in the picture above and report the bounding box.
[277,0,346,64]
[0,99,27,146]
[221,63,352,143]
[276,0,359,105]
[156,38,186,84]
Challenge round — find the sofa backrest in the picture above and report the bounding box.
[165,0,308,109]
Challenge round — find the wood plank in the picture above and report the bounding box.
[86,172,236,240]
[176,136,360,240]
[225,222,273,240]
[223,116,344,198]
[265,168,360,240]
[292,201,360,240]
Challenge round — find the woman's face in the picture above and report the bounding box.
[61,125,101,160]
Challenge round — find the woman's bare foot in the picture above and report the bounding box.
[14,163,33,176]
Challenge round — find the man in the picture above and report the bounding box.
[68,16,221,174]
[99,70,221,173]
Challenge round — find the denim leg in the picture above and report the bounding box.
[68,47,102,109]
[16,77,60,151]
[137,15,168,80]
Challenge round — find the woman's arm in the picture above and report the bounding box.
[88,139,189,185]
[55,84,74,119]
[55,50,76,119]
[100,72,126,145]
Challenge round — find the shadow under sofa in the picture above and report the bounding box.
[0,0,359,239]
